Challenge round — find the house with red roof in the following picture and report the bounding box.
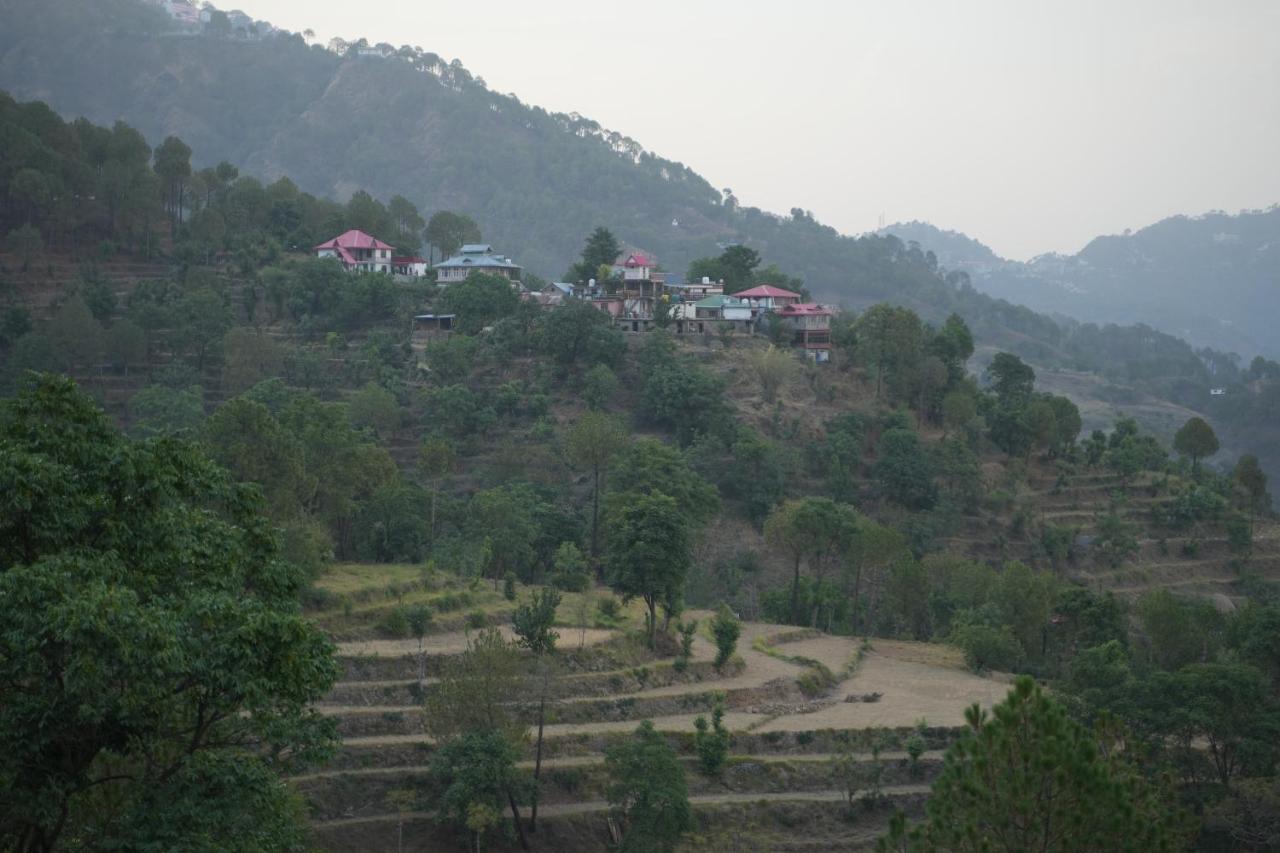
[314,230,395,274]
[732,284,802,312]
[777,303,833,362]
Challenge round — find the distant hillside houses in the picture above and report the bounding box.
[144,0,275,37]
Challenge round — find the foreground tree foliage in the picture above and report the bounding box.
[0,375,338,852]
[606,721,693,853]
[881,677,1187,853]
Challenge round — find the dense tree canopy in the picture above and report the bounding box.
[0,375,336,851]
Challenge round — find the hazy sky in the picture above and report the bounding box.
[234,0,1279,260]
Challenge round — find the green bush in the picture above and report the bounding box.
[951,624,1022,672]
[502,572,517,601]
[379,606,410,638]
[465,610,487,630]
[710,605,741,671]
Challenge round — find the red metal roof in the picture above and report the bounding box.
[732,285,801,299]
[778,302,832,316]
[314,229,395,251]
[392,256,427,264]
[624,253,652,267]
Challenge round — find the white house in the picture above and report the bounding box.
[314,229,394,273]
[434,244,522,285]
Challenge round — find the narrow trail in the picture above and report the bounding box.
[293,750,950,782]
[312,785,933,829]
[335,626,616,657]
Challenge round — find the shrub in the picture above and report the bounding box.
[379,606,410,638]
[693,701,730,776]
[597,597,621,621]
[466,610,487,630]
[677,620,698,660]
[951,624,1022,672]
[710,605,741,671]
[502,572,517,601]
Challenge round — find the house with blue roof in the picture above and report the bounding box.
[434,244,523,285]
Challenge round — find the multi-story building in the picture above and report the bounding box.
[314,229,394,273]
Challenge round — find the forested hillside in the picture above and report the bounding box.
[0,0,1127,354]
[886,211,1280,360]
[3,97,1279,853]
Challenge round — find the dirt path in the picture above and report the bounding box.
[335,626,616,657]
[755,650,1008,732]
[313,785,932,829]
[295,750,950,781]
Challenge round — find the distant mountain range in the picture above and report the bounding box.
[884,211,1280,359]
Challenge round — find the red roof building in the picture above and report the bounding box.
[315,230,395,273]
[777,303,833,362]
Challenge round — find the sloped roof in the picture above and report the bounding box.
[459,244,493,254]
[392,256,427,264]
[435,248,521,271]
[314,229,395,251]
[623,253,652,267]
[732,284,801,299]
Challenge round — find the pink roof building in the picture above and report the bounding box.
[777,302,833,362]
[314,230,395,274]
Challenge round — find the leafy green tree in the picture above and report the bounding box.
[417,436,455,539]
[1232,454,1271,537]
[986,352,1036,403]
[747,344,800,403]
[710,604,741,670]
[439,272,521,334]
[1155,663,1280,791]
[1173,416,1219,473]
[856,304,923,401]
[951,623,1023,672]
[220,327,284,393]
[105,318,148,375]
[693,700,730,776]
[608,437,720,527]
[764,497,858,625]
[540,300,625,368]
[203,397,305,519]
[549,542,589,592]
[606,721,693,853]
[48,294,103,374]
[1137,588,1223,670]
[468,486,538,586]
[154,135,193,234]
[873,427,937,510]
[347,381,402,438]
[607,493,691,644]
[130,383,204,436]
[424,211,481,260]
[567,412,629,566]
[568,226,621,283]
[425,627,530,849]
[881,677,1185,852]
[511,587,561,833]
[431,731,527,852]
[582,363,618,409]
[0,375,337,851]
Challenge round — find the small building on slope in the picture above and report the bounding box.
[434,244,522,285]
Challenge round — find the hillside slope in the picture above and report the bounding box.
[0,0,1098,354]
[885,211,1280,359]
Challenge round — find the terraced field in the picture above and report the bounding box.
[300,571,1008,852]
